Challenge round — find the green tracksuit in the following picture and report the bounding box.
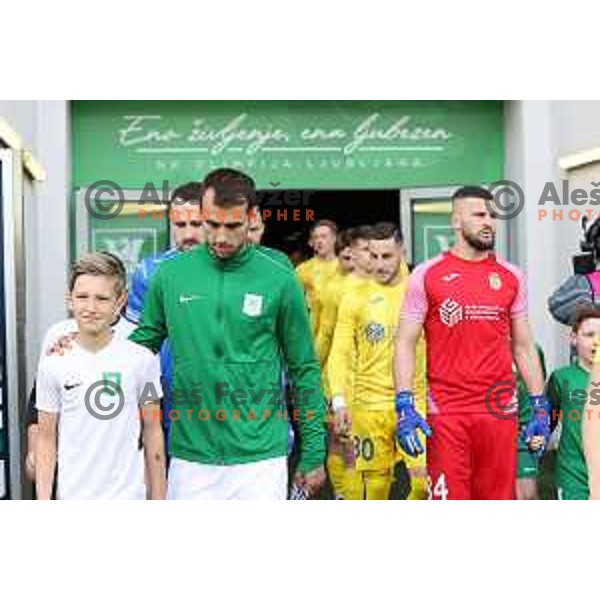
[129,243,326,474]
[546,363,590,500]
[256,245,294,270]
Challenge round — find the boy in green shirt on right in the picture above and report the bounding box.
[546,305,600,500]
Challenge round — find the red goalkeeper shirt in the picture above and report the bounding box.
[402,251,527,415]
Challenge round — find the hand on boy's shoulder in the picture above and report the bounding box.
[46,332,77,357]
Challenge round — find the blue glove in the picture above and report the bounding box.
[522,394,551,458]
[395,391,432,457]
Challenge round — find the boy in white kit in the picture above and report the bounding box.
[35,253,166,500]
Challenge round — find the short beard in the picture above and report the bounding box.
[463,229,495,251]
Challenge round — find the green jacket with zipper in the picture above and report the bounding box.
[129,243,326,474]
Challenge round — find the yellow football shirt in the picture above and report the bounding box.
[295,256,339,335]
[327,270,426,411]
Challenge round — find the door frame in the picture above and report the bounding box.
[74,187,172,261]
[400,186,509,265]
[0,148,24,499]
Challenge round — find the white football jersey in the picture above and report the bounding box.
[36,336,161,500]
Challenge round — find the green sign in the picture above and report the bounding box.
[72,101,503,189]
[89,207,169,284]
[412,202,455,264]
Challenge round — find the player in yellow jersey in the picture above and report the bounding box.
[316,226,374,370]
[327,222,427,500]
[316,226,372,498]
[295,220,339,334]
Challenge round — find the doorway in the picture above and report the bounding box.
[260,189,401,260]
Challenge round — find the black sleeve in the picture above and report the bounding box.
[547,274,594,326]
[25,381,38,427]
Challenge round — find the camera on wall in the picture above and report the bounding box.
[573,216,600,275]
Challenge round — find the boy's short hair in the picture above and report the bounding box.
[69,252,127,297]
[572,304,600,332]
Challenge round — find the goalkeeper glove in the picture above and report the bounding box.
[522,394,551,458]
[395,391,432,457]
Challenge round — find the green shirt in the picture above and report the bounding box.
[129,243,326,473]
[546,362,590,498]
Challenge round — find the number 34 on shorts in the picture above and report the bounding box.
[428,473,449,500]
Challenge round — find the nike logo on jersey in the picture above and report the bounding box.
[442,273,460,283]
[64,381,82,391]
[179,294,203,304]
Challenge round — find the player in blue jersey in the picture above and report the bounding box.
[125,182,205,451]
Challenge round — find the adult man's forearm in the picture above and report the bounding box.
[514,344,544,396]
[394,338,416,392]
[293,365,326,474]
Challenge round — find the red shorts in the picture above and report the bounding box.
[427,413,518,500]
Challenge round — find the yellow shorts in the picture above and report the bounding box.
[350,406,426,473]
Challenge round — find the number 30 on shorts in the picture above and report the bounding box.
[353,436,375,461]
[427,473,449,500]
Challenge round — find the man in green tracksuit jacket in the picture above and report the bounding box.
[130,168,326,499]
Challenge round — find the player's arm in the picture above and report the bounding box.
[511,316,549,456]
[509,267,550,456]
[404,336,429,496]
[314,285,340,368]
[277,274,326,495]
[128,265,167,355]
[394,319,423,393]
[393,319,431,456]
[393,269,430,457]
[585,344,600,499]
[511,316,544,395]
[393,268,427,393]
[326,293,357,435]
